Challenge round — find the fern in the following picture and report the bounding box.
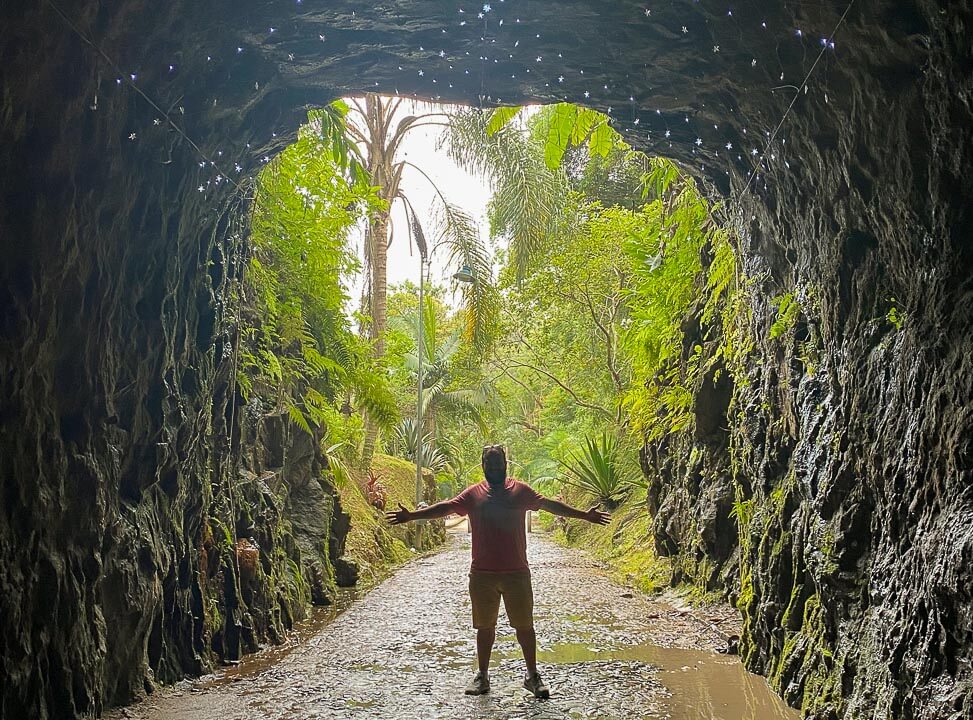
[242,108,396,441]
[769,293,800,340]
[287,404,314,435]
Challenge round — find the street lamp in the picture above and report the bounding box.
[506,458,535,534]
[451,264,475,283]
[415,256,475,506]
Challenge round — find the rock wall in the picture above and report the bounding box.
[0,5,348,715]
[643,4,973,718]
[1,0,971,718]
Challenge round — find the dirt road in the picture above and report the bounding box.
[111,530,797,720]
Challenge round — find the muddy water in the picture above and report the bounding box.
[536,644,795,719]
[111,531,798,720]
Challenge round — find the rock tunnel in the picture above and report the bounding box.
[1,1,971,718]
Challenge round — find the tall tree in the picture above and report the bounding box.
[338,95,498,466]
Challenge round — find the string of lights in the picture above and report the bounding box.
[44,0,854,204]
[43,0,247,195]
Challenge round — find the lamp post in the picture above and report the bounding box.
[415,259,476,506]
[506,458,534,533]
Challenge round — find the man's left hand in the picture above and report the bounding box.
[585,506,611,525]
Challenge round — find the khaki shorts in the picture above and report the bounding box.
[468,571,534,629]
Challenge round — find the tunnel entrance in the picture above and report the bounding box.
[3,2,972,719]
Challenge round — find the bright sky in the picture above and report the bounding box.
[345,98,494,309]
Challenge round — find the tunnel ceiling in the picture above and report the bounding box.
[26,0,923,199]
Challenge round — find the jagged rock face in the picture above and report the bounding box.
[1,0,971,718]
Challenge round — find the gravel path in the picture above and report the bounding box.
[112,530,797,720]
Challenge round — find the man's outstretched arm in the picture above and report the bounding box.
[385,501,456,525]
[538,498,610,525]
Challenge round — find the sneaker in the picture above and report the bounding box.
[523,671,550,699]
[465,670,490,695]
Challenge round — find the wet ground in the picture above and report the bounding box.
[112,529,798,720]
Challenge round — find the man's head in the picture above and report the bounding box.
[481,445,507,485]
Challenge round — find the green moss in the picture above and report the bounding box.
[338,454,433,588]
[768,592,844,715]
[779,573,810,633]
[771,530,791,560]
[552,494,673,595]
[281,556,311,607]
[210,518,233,551]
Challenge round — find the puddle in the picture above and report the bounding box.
[494,642,798,720]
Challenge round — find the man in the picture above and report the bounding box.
[386,445,610,698]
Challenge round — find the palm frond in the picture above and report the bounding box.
[431,201,500,351]
[445,108,569,280]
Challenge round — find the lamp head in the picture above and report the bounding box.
[452,265,475,284]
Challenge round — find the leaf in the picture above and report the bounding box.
[288,404,314,435]
[587,121,617,158]
[486,106,522,135]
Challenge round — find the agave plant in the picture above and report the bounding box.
[558,432,639,508]
[391,418,450,473]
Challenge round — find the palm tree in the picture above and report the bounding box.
[446,108,568,280]
[394,300,495,439]
[446,104,627,279]
[336,94,498,465]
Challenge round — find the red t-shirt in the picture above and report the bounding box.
[447,478,545,572]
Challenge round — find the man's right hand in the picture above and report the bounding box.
[585,506,611,526]
[385,503,413,525]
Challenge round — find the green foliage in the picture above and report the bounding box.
[390,418,450,473]
[389,292,495,430]
[620,160,728,440]
[451,103,730,495]
[486,103,627,169]
[381,282,497,479]
[558,432,640,506]
[485,106,522,135]
[342,95,499,358]
[432,202,501,351]
[770,293,800,340]
[447,107,572,279]
[307,101,368,185]
[702,234,737,325]
[242,111,397,437]
[563,145,649,210]
[886,297,905,330]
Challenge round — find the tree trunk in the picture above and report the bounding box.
[369,212,389,356]
[360,205,390,468]
[359,94,398,470]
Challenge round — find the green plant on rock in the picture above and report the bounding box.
[886,297,905,330]
[769,292,800,340]
[620,160,728,441]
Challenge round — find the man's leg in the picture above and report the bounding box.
[515,626,537,676]
[502,573,549,698]
[476,627,496,674]
[467,572,501,694]
[501,572,537,672]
